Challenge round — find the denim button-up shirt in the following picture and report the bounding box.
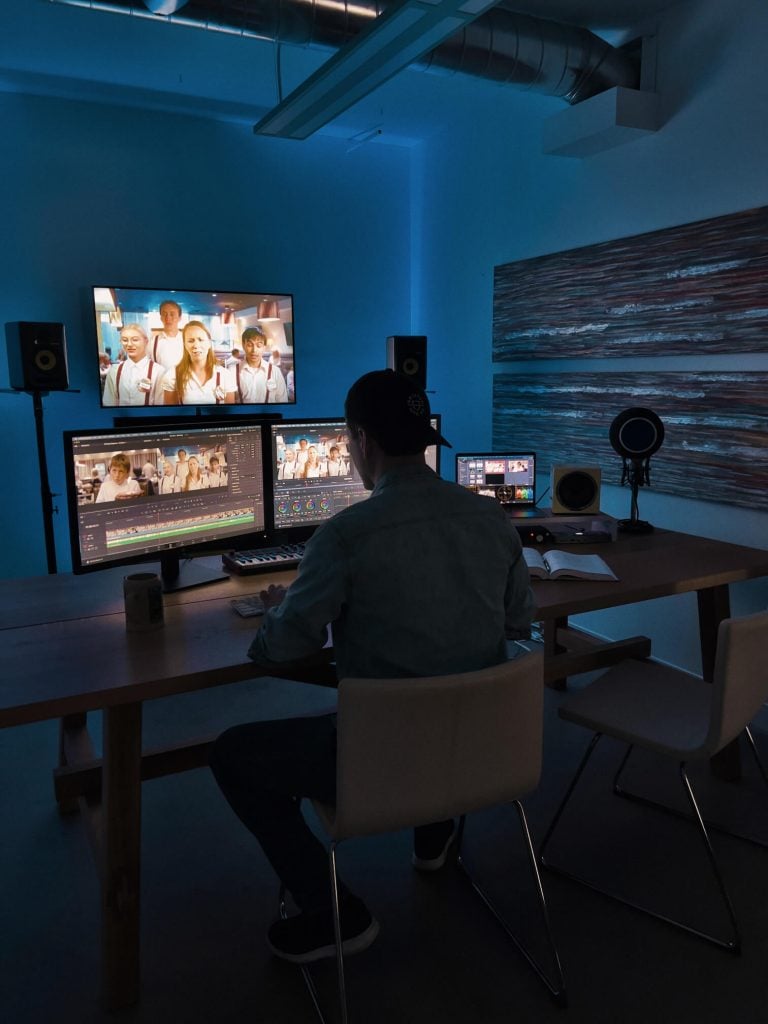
[248,463,533,680]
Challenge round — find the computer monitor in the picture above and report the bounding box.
[268,416,442,542]
[455,452,536,505]
[64,419,268,590]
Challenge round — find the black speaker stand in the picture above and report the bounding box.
[2,386,60,574]
[31,389,59,573]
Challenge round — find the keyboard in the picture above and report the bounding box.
[222,543,306,575]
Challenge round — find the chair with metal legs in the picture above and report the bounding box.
[288,652,566,1023]
[540,608,768,954]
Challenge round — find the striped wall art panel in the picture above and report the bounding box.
[493,206,768,361]
[493,372,768,511]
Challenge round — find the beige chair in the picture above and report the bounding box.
[540,609,768,953]
[285,651,565,1023]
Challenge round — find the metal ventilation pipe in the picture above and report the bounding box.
[123,0,638,104]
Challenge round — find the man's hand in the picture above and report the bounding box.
[260,583,288,609]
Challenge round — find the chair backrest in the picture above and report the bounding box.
[706,609,768,754]
[325,652,544,839]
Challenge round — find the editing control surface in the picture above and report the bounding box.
[223,543,306,575]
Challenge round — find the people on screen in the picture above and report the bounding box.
[274,439,350,482]
[162,321,237,405]
[174,448,190,485]
[157,461,180,494]
[96,453,142,502]
[326,445,348,477]
[277,448,298,480]
[234,326,288,404]
[210,369,534,967]
[300,447,322,479]
[183,456,209,491]
[152,300,185,372]
[295,438,309,468]
[207,455,228,488]
[102,325,165,407]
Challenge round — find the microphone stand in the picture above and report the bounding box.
[618,456,654,534]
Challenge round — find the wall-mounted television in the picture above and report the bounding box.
[64,419,268,590]
[92,285,296,410]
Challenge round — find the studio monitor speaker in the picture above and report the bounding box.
[386,335,427,390]
[5,321,69,391]
[551,465,601,514]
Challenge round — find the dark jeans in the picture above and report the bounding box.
[210,712,450,913]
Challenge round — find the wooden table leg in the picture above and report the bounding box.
[698,586,741,781]
[57,713,89,814]
[543,616,569,690]
[101,702,143,1011]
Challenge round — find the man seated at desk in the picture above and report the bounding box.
[210,370,533,965]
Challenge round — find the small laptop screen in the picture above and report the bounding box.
[455,453,536,505]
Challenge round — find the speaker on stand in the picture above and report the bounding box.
[386,335,427,390]
[5,321,72,574]
[6,321,70,391]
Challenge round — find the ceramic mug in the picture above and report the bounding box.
[123,572,164,632]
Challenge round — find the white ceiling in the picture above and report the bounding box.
[0,0,689,145]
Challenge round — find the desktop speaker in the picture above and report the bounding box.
[386,335,427,390]
[5,321,69,391]
[551,465,601,514]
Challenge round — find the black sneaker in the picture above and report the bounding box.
[412,820,457,872]
[267,895,379,964]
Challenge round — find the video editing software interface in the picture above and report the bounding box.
[270,418,441,534]
[455,453,536,504]
[66,420,266,571]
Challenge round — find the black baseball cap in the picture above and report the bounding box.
[344,370,452,455]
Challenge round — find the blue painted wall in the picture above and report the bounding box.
[417,0,768,670]
[0,93,411,579]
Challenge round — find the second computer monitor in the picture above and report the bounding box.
[269,416,441,540]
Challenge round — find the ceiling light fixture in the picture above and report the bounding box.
[253,0,498,140]
[258,301,281,321]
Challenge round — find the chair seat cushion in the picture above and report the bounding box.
[559,659,712,759]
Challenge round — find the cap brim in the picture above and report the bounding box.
[426,425,452,448]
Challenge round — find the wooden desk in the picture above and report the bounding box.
[0,562,323,1011]
[530,529,768,686]
[1,531,767,1010]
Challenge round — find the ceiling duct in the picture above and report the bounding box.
[120,0,639,105]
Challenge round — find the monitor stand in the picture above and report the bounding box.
[158,551,229,593]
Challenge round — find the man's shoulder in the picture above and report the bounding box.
[326,472,510,531]
[410,472,511,514]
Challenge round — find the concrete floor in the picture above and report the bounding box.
[2,671,767,1024]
